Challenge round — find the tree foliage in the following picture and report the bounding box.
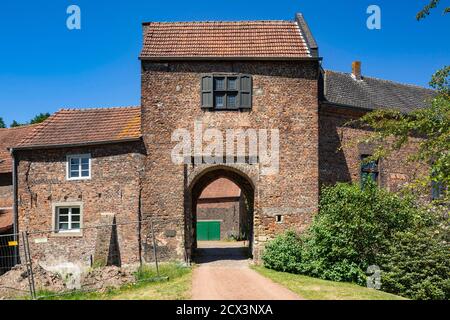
[0,117,5,128]
[10,120,23,128]
[29,112,50,124]
[417,0,450,20]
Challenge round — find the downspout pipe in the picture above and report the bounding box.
[10,148,19,265]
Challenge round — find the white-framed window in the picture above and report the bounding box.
[67,154,91,180]
[55,206,81,233]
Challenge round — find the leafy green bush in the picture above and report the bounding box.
[380,230,450,300]
[299,180,422,285]
[262,231,303,273]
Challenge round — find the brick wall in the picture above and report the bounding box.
[15,141,146,267]
[141,60,320,259]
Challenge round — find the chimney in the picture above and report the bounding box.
[352,61,362,80]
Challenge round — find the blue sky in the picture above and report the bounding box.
[0,0,448,126]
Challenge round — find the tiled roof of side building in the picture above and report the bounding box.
[140,17,315,59]
[15,106,142,150]
[322,70,436,113]
[0,124,40,173]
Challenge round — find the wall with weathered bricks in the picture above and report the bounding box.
[319,104,427,192]
[141,60,320,259]
[16,141,146,268]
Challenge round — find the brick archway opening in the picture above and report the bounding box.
[186,167,255,262]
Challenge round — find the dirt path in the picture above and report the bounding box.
[191,242,302,300]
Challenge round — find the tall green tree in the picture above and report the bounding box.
[0,117,5,128]
[30,112,50,124]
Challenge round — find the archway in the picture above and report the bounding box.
[185,166,255,262]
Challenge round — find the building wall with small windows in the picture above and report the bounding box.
[319,103,428,193]
[15,141,146,266]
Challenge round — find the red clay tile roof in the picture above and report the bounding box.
[0,208,13,233]
[140,20,311,59]
[0,125,39,173]
[15,107,142,149]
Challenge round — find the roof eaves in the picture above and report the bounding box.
[11,137,142,151]
[139,56,322,61]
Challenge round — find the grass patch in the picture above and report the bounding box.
[253,266,406,300]
[36,262,192,300]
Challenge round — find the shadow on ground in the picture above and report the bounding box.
[193,241,251,264]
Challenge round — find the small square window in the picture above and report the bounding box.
[56,206,82,233]
[67,154,91,180]
[276,215,284,223]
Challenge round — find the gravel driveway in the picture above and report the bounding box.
[191,241,302,300]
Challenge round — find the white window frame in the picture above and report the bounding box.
[52,202,83,235]
[66,154,91,181]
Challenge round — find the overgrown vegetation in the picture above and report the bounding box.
[262,181,449,300]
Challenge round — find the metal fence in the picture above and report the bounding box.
[0,219,179,300]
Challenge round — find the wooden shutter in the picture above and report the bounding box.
[201,75,213,109]
[239,75,252,109]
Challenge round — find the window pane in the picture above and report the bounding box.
[81,158,89,166]
[71,215,80,222]
[71,223,80,230]
[227,94,237,108]
[59,215,69,222]
[214,94,225,108]
[81,163,89,171]
[70,158,80,166]
[59,223,69,230]
[71,208,80,215]
[227,78,237,90]
[81,170,90,177]
[59,208,69,215]
[214,78,225,90]
[70,170,80,178]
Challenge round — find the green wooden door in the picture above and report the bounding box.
[197,221,221,241]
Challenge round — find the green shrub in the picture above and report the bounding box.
[300,180,422,285]
[380,230,450,300]
[262,231,303,273]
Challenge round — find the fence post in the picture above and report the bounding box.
[150,220,159,277]
[21,232,36,300]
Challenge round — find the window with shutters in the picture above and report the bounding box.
[201,74,252,110]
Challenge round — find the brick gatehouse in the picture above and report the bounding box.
[0,13,435,267]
